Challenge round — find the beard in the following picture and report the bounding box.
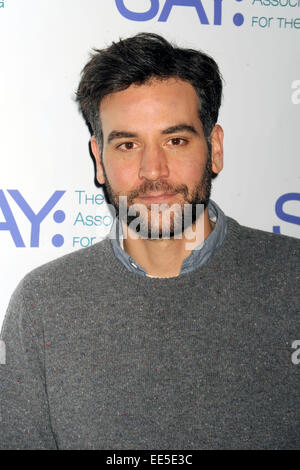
[101,152,213,240]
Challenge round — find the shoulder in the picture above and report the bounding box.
[222,217,299,328]
[3,238,113,330]
[222,216,299,291]
[2,238,113,337]
[227,216,300,262]
[13,237,112,304]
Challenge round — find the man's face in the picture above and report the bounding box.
[91,78,223,238]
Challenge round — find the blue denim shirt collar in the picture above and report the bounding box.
[109,199,227,277]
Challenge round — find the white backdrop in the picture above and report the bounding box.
[0,0,299,328]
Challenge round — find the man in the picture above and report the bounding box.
[0,33,299,450]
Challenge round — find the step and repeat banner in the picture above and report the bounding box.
[0,0,299,327]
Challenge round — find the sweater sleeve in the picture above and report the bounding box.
[0,278,58,449]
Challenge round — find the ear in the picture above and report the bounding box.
[90,136,105,185]
[210,124,224,174]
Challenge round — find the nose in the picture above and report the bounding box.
[138,144,169,181]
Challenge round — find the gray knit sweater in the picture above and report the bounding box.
[0,216,299,449]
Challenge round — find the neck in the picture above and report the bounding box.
[122,206,214,278]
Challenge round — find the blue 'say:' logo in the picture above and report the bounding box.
[273,193,300,235]
[0,190,65,248]
[115,0,223,24]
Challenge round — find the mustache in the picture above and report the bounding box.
[126,181,189,204]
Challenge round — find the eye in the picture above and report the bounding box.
[117,141,138,151]
[167,137,187,146]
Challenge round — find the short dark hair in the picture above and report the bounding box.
[75,32,223,147]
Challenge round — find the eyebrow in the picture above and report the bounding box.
[107,131,138,144]
[161,124,199,136]
[106,124,199,144]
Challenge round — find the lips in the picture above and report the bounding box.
[137,193,177,202]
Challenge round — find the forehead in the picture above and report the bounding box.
[99,78,201,133]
